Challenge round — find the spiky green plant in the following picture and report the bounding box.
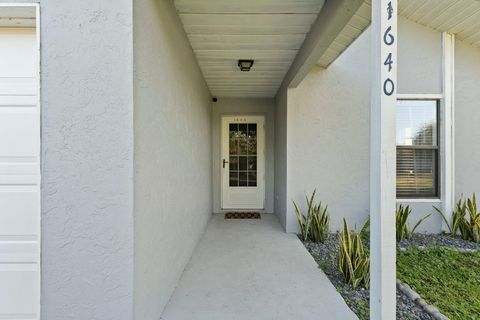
[396,205,432,242]
[293,200,310,241]
[293,190,330,242]
[466,194,480,242]
[434,193,480,243]
[310,202,330,243]
[338,219,370,289]
[360,216,370,244]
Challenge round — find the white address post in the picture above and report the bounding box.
[370,0,397,319]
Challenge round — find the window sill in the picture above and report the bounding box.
[396,198,442,203]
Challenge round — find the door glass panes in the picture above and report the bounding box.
[229,123,257,187]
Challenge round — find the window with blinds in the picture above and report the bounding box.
[396,100,439,198]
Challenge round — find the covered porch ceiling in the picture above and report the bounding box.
[399,0,480,47]
[174,0,326,98]
[319,0,480,65]
[174,0,480,98]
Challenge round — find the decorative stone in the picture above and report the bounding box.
[396,279,451,320]
[433,312,450,320]
[424,305,440,314]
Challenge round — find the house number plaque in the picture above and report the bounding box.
[233,117,247,123]
[383,1,396,96]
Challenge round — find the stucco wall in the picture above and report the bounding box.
[133,0,212,319]
[37,0,135,319]
[455,40,480,199]
[283,18,444,232]
[396,18,442,94]
[212,98,274,213]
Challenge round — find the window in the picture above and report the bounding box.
[396,100,439,198]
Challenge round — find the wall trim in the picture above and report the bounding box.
[440,32,455,232]
[396,198,442,204]
[397,93,443,99]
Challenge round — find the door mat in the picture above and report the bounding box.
[224,212,261,219]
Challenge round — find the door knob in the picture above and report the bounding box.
[223,159,229,168]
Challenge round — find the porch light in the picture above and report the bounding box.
[238,59,254,72]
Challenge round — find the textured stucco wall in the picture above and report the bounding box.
[212,98,275,214]
[287,38,371,232]
[133,0,212,319]
[455,40,480,199]
[396,18,442,94]
[283,18,444,232]
[37,0,135,319]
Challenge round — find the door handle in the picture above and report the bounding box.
[223,159,229,168]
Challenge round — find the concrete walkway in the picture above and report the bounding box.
[161,214,358,320]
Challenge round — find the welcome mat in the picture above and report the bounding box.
[224,212,261,219]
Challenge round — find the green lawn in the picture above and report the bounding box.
[397,247,480,320]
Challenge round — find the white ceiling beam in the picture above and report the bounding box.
[280,0,365,89]
[188,34,306,50]
[174,0,325,14]
[193,49,298,60]
[179,13,317,28]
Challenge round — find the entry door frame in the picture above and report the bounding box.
[221,114,265,210]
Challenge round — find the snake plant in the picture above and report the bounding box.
[434,193,480,243]
[338,218,370,289]
[396,205,432,242]
[293,189,330,242]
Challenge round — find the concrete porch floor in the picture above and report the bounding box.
[160,214,358,320]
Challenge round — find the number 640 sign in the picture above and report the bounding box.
[383,1,395,96]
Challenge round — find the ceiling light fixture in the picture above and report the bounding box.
[238,59,254,72]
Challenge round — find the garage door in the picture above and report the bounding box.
[0,19,40,320]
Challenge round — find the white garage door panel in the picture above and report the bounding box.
[0,77,36,95]
[0,163,38,185]
[0,110,38,157]
[0,25,40,320]
[0,95,37,105]
[0,265,39,316]
[0,31,36,77]
[0,190,39,235]
[0,163,38,176]
[0,241,38,263]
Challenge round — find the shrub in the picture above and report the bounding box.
[360,217,370,244]
[293,190,330,242]
[396,205,432,242]
[434,193,480,243]
[338,219,370,289]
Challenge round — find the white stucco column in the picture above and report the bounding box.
[370,0,397,319]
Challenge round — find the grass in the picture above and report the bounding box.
[397,247,480,320]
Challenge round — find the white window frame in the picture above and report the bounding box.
[396,97,441,199]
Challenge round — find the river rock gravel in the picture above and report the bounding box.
[398,233,480,251]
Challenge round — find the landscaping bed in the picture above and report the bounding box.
[398,233,480,251]
[303,234,434,320]
[397,247,480,320]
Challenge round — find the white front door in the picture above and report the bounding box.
[221,115,265,209]
[0,26,40,319]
